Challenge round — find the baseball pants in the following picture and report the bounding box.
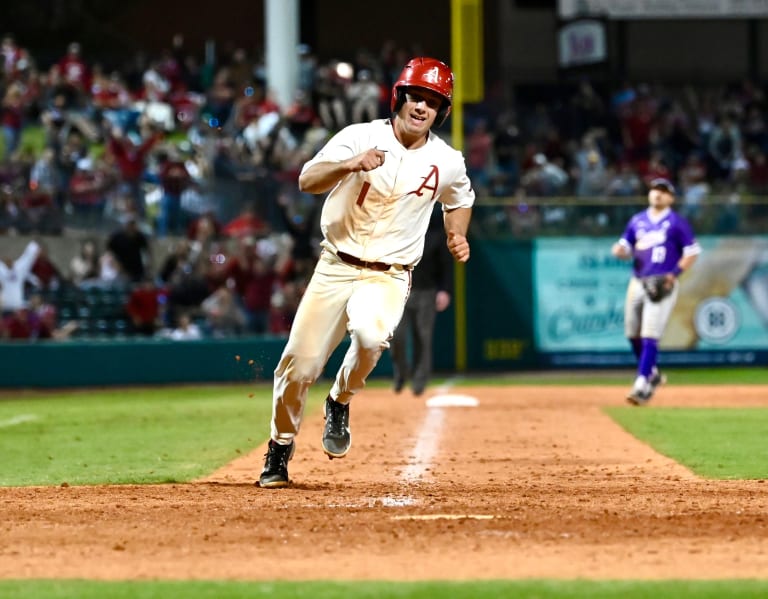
[624,276,680,340]
[271,250,412,443]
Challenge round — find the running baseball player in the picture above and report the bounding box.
[259,57,475,488]
[611,177,701,405]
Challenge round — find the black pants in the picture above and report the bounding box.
[390,288,437,395]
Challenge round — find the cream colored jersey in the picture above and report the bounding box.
[301,118,475,267]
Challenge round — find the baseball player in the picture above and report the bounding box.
[611,177,701,405]
[259,57,475,488]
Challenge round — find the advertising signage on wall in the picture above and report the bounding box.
[534,237,768,365]
[558,0,768,19]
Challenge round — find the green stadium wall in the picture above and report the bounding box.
[3,236,766,388]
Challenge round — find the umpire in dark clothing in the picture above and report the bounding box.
[390,206,453,396]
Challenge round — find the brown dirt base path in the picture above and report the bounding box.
[2,384,768,581]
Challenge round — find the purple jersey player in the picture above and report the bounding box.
[611,177,701,405]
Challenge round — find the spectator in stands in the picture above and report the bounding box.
[125,277,161,336]
[57,42,91,106]
[67,156,112,225]
[678,152,710,223]
[242,254,277,334]
[275,188,319,282]
[572,134,608,197]
[164,252,211,327]
[346,68,381,123]
[105,122,162,219]
[606,160,643,198]
[155,147,193,236]
[283,89,318,146]
[1,34,25,82]
[747,146,768,195]
[159,311,203,341]
[707,112,743,181]
[521,152,569,197]
[1,81,25,159]
[24,292,76,340]
[0,239,40,316]
[202,68,236,128]
[222,201,267,239]
[267,280,300,335]
[466,119,494,195]
[18,186,61,235]
[30,241,63,291]
[491,110,521,196]
[106,213,151,283]
[314,62,348,131]
[91,67,136,135]
[619,86,658,165]
[29,147,61,202]
[640,149,673,190]
[69,238,100,287]
[200,284,246,337]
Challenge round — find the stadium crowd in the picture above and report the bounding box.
[2,33,768,341]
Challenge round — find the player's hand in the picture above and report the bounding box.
[447,232,470,263]
[611,242,631,259]
[348,148,387,172]
[435,290,451,312]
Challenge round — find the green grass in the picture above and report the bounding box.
[2,580,768,599]
[2,375,768,595]
[1,370,766,486]
[444,367,768,386]
[607,406,768,479]
[0,384,292,486]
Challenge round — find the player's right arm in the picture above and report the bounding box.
[611,239,632,259]
[299,149,386,194]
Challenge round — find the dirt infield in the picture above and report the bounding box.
[2,384,768,581]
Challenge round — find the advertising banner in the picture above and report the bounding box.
[558,0,768,19]
[534,236,768,364]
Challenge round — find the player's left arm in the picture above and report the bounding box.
[444,206,471,263]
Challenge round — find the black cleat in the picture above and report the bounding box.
[322,396,351,459]
[259,440,295,488]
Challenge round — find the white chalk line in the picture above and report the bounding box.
[398,376,472,485]
[0,414,38,428]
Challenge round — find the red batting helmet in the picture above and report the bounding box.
[391,57,454,126]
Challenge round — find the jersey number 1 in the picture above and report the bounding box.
[356,182,370,206]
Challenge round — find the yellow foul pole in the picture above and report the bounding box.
[450,0,483,372]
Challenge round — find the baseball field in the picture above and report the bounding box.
[2,367,768,598]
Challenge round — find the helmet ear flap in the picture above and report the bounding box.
[391,88,407,117]
[436,101,451,127]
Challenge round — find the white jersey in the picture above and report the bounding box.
[301,119,475,267]
[0,240,40,311]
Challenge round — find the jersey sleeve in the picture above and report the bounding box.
[439,148,475,210]
[300,123,368,172]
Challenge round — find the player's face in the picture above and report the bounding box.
[395,87,442,144]
[648,188,674,209]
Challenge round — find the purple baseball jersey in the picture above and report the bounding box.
[619,208,700,277]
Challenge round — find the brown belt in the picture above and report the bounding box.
[336,251,410,272]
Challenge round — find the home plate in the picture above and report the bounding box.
[425,394,479,408]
